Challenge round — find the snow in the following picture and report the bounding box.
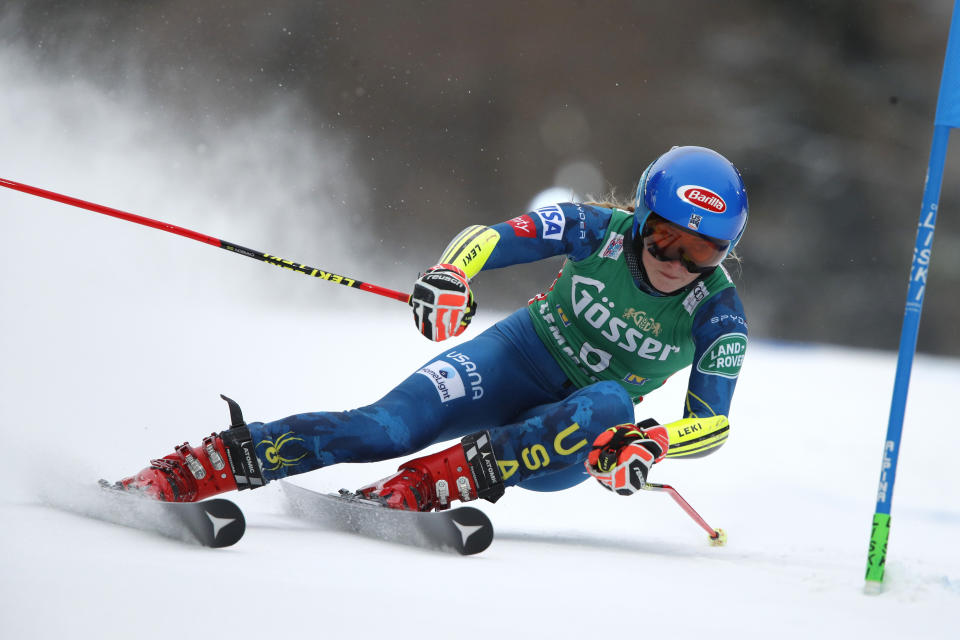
[2,36,958,640]
[1,295,957,639]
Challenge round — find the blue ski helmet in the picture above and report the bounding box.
[633,146,748,253]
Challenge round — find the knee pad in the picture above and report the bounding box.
[568,381,636,436]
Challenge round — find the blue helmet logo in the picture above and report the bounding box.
[634,146,749,251]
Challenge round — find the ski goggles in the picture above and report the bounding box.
[641,213,730,274]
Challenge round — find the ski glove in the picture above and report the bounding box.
[410,263,477,342]
[585,421,669,495]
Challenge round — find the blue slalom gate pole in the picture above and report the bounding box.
[864,0,960,593]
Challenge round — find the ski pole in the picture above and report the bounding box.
[0,177,412,304]
[644,482,727,546]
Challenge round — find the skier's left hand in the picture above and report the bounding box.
[585,423,669,495]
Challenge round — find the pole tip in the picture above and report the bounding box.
[863,580,884,596]
[709,528,727,546]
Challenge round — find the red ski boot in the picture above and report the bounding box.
[359,431,505,511]
[111,395,266,502]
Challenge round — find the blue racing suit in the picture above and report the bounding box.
[247,203,747,492]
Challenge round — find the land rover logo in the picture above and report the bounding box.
[696,333,747,378]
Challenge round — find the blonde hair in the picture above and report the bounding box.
[583,189,635,213]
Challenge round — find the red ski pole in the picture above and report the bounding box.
[0,177,412,304]
[645,482,727,546]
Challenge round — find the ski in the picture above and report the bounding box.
[280,481,494,555]
[48,483,246,548]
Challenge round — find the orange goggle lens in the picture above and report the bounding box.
[642,215,729,274]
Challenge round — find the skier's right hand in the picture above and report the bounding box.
[585,423,669,495]
[410,264,477,341]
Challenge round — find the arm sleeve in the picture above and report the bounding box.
[662,287,748,459]
[436,203,614,279]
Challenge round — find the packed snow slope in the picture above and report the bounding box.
[0,292,957,639]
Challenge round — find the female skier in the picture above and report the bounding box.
[116,145,750,511]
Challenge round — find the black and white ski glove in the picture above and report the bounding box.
[410,264,477,341]
[585,421,670,495]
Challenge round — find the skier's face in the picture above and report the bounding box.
[640,242,700,293]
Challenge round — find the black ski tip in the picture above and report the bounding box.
[92,482,245,548]
[193,498,246,548]
[446,506,494,555]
